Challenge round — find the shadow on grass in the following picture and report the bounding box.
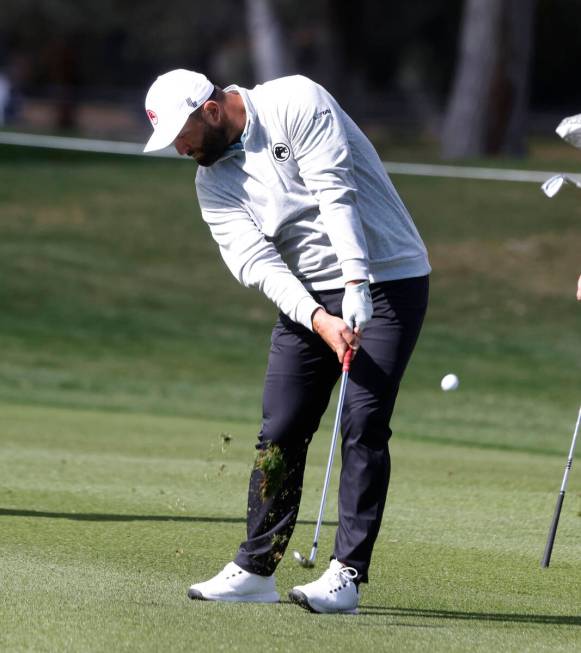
[0,507,338,527]
[358,605,581,626]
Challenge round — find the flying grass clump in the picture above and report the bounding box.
[255,443,285,501]
[219,432,232,453]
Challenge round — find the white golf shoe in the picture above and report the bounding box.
[289,559,359,614]
[187,561,280,603]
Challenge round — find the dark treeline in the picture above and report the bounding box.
[1,0,579,158]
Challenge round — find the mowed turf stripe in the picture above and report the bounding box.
[1,504,579,651]
[1,456,580,647]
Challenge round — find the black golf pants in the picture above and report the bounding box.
[234,276,429,582]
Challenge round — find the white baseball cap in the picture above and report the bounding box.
[143,69,214,152]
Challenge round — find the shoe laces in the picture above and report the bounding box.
[325,562,358,590]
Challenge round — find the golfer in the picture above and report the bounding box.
[144,69,430,614]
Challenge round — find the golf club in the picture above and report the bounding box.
[556,113,581,149]
[540,406,581,568]
[293,347,353,568]
[541,174,581,198]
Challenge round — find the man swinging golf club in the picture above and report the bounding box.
[144,69,430,614]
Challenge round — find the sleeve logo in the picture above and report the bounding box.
[272,142,290,162]
[313,108,331,121]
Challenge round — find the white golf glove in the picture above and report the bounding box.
[342,281,373,333]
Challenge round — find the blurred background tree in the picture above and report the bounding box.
[441,0,537,159]
[246,0,294,82]
[0,0,579,158]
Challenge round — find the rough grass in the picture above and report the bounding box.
[0,145,580,651]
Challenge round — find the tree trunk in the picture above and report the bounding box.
[496,0,537,156]
[441,0,537,159]
[245,0,293,83]
[441,0,503,159]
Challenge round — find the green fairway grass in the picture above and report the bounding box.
[1,145,580,651]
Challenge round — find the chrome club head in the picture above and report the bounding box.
[541,174,581,198]
[556,114,581,149]
[293,550,315,568]
[541,174,566,198]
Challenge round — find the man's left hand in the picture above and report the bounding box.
[342,280,373,334]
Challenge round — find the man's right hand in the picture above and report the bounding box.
[312,308,359,363]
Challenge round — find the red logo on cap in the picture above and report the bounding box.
[146,109,158,125]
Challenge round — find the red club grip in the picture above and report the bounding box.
[342,348,354,372]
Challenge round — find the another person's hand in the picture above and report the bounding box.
[577,274,581,301]
[342,280,373,335]
[312,309,359,363]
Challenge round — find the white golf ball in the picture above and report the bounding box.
[441,373,459,392]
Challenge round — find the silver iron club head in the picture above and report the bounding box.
[293,550,315,568]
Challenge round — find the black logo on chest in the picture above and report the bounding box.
[272,142,290,162]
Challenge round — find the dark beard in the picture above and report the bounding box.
[195,121,231,167]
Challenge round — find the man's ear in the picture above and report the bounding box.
[201,100,220,125]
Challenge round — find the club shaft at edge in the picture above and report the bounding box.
[308,366,350,562]
[540,406,581,567]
